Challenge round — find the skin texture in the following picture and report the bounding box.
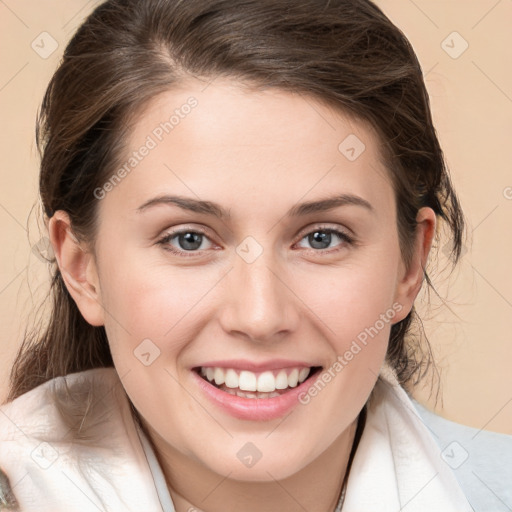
[49,79,435,512]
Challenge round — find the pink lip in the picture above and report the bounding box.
[191,367,319,421]
[195,359,315,372]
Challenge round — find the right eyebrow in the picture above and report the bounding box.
[135,193,374,220]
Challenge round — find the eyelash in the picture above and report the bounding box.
[156,225,355,258]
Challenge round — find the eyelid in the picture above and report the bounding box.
[294,223,355,243]
[157,225,219,256]
[158,224,215,241]
[157,223,356,257]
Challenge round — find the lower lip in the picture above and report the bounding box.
[192,370,317,421]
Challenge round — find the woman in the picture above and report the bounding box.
[0,0,481,510]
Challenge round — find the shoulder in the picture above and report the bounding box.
[0,367,123,442]
[413,400,512,512]
[0,367,160,511]
[344,367,474,511]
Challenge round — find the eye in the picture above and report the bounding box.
[295,227,354,252]
[157,229,215,255]
[157,225,354,258]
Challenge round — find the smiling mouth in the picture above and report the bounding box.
[194,366,323,399]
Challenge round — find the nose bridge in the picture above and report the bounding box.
[220,241,298,342]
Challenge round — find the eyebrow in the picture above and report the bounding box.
[135,193,374,218]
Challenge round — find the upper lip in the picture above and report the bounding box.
[193,359,321,372]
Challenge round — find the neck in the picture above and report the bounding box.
[144,417,361,512]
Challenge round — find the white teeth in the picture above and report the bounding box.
[298,367,310,382]
[275,370,289,389]
[239,371,257,391]
[213,367,225,386]
[223,388,281,399]
[288,368,299,388]
[257,371,275,392]
[200,366,313,394]
[225,369,239,388]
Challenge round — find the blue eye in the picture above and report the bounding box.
[158,230,214,255]
[297,228,353,251]
[157,226,354,258]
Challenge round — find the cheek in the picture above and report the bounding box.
[294,257,400,344]
[97,250,226,359]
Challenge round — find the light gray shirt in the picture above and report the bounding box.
[138,401,512,511]
[413,400,512,511]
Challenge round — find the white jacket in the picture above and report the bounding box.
[0,366,473,511]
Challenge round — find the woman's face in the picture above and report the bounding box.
[67,79,427,480]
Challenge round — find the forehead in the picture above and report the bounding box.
[101,78,394,219]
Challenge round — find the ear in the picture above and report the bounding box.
[48,210,105,326]
[392,207,436,323]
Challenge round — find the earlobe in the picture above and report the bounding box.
[393,207,436,323]
[48,211,105,327]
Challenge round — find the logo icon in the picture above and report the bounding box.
[31,442,59,469]
[338,134,366,161]
[441,441,469,469]
[236,442,263,468]
[31,32,59,59]
[441,32,469,59]
[236,236,263,264]
[134,338,161,366]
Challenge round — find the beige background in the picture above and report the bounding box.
[0,1,511,434]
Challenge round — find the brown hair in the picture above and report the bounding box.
[8,0,464,401]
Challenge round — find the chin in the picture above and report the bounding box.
[193,436,317,482]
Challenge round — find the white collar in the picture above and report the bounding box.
[342,364,472,511]
[0,366,471,511]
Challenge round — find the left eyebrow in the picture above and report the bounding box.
[286,194,374,217]
[134,193,374,219]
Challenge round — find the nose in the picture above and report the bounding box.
[218,252,300,344]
